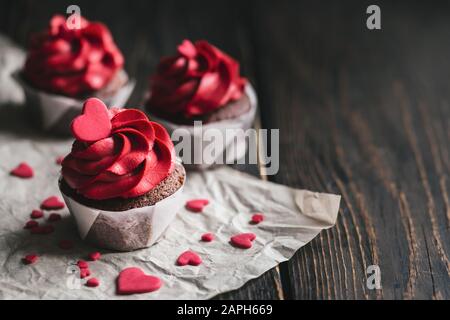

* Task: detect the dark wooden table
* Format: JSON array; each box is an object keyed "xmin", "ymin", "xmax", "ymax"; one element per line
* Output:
[{"xmin": 2, "ymin": 0, "xmax": 450, "ymax": 299}]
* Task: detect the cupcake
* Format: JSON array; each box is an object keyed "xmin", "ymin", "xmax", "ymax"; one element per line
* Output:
[
  {"xmin": 146, "ymin": 40, "xmax": 257, "ymax": 169},
  {"xmin": 59, "ymin": 98, "xmax": 185, "ymax": 251},
  {"xmin": 17, "ymin": 15, "xmax": 135, "ymax": 134}
]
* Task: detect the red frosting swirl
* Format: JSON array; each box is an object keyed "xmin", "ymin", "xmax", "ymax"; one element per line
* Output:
[
  {"xmin": 62, "ymin": 98, "xmax": 175, "ymax": 200},
  {"xmin": 147, "ymin": 40, "xmax": 247, "ymax": 118},
  {"xmin": 24, "ymin": 15, "xmax": 124, "ymax": 97}
]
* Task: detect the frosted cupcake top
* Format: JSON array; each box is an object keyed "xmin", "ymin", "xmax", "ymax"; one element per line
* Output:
[
  {"xmin": 62, "ymin": 98, "xmax": 175, "ymax": 200},
  {"xmin": 24, "ymin": 15, "xmax": 124, "ymax": 97},
  {"xmin": 147, "ymin": 39, "xmax": 247, "ymax": 118}
]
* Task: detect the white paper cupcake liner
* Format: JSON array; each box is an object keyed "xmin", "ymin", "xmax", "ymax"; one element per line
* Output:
[
  {"xmin": 145, "ymin": 83, "xmax": 258, "ymax": 170},
  {"xmin": 14, "ymin": 70, "xmax": 135, "ymax": 135},
  {"xmin": 59, "ymin": 165, "xmax": 186, "ymax": 252}
]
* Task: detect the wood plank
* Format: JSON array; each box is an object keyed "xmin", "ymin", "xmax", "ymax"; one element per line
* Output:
[{"xmin": 251, "ymin": 0, "xmax": 450, "ymax": 299}]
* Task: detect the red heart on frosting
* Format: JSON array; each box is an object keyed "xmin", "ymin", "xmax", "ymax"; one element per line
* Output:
[
  {"xmin": 71, "ymin": 98, "xmax": 112, "ymax": 142},
  {"xmin": 230, "ymin": 233, "xmax": 256, "ymax": 249},
  {"xmin": 41, "ymin": 196, "xmax": 65, "ymax": 210},
  {"xmin": 185, "ymin": 199, "xmax": 209, "ymax": 213},
  {"xmin": 10, "ymin": 162, "xmax": 34, "ymax": 178},
  {"xmin": 177, "ymin": 250, "xmax": 202, "ymax": 266},
  {"xmin": 117, "ymin": 267, "xmax": 162, "ymax": 295}
]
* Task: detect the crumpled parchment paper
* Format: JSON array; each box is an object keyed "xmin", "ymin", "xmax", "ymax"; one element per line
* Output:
[{"xmin": 0, "ymin": 34, "xmax": 341, "ymax": 300}]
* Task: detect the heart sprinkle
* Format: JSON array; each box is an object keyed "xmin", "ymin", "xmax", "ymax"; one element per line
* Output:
[
  {"xmin": 230, "ymin": 233, "xmax": 256, "ymax": 249},
  {"xmin": 88, "ymin": 252, "xmax": 101, "ymax": 261},
  {"xmin": 80, "ymin": 268, "xmax": 91, "ymax": 279},
  {"xmin": 77, "ymin": 260, "xmax": 89, "ymax": 269},
  {"xmin": 24, "ymin": 220, "xmax": 39, "ymax": 229},
  {"xmin": 10, "ymin": 162, "xmax": 34, "ymax": 179},
  {"xmin": 41, "ymin": 196, "xmax": 65, "ymax": 210},
  {"xmin": 58, "ymin": 240, "xmax": 73, "ymax": 250},
  {"xmin": 185, "ymin": 199, "xmax": 209, "ymax": 213},
  {"xmin": 201, "ymin": 233, "xmax": 214, "ymax": 242},
  {"xmin": 250, "ymin": 213, "xmax": 264, "ymax": 224},
  {"xmin": 71, "ymin": 98, "xmax": 112, "ymax": 142},
  {"xmin": 117, "ymin": 267, "xmax": 162, "ymax": 295},
  {"xmin": 86, "ymin": 278, "xmax": 100, "ymax": 288},
  {"xmin": 30, "ymin": 210, "xmax": 44, "ymax": 219},
  {"xmin": 48, "ymin": 213, "xmax": 62, "ymax": 222},
  {"xmin": 22, "ymin": 254, "xmax": 38, "ymax": 265},
  {"xmin": 56, "ymin": 156, "xmax": 65, "ymax": 165},
  {"xmin": 177, "ymin": 250, "xmax": 202, "ymax": 266}
]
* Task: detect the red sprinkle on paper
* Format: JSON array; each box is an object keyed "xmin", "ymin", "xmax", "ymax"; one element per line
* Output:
[
  {"xmin": 41, "ymin": 196, "xmax": 65, "ymax": 210},
  {"xmin": 177, "ymin": 250, "xmax": 202, "ymax": 266},
  {"xmin": 30, "ymin": 225, "xmax": 54, "ymax": 234},
  {"xmin": 80, "ymin": 268, "xmax": 91, "ymax": 279},
  {"xmin": 86, "ymin": 278, "xmax": 100, "ymax": 287},
  {"xmin": 48, "ymin": 213, "xmax": 62, "ymax": 222},
  {"xmin": 77, "ymin": 260, "xmax": 89, "ymax": 269},
  {"xmin": 58, "ymin": 239, "xmax": 73, "ymax": 250},
  {"xmin": 185, "ymin": 199, "xmax": 209, "ymax": 213},
  {"xmin": 88, "ymin": 252, "xmax": 101, "ymax": 261},
  {"xmin": 230, "ymin": 233, "xmax": 256, "ymax": 249},
  {"xmin": 251, "ymin": 213, "xmax": 264, "ymax": 224},
  {"xmin": 10, "ymin": 162, "xmax": 34, "ymax": 179},
  {"xmin": 30, "ymin": 210, "xmax": 44, "ymax": 219},
  {"xmin": 117, "ymin": 267, "xmax": 162, "ymax": 295},
  {"xmin": 56, "ymin": 156, "xmax": 65, "ymax": 165},
  {"xmin": 24, "ymin": 220, "xmax": 39, "ymax": 229},
  {"xmin": 201, "ymin": 233, "xmax": 214, "ymax": 242},
  {"xmin": 22, "ymin": 254, "xmax": 38, "ymax": 265}
]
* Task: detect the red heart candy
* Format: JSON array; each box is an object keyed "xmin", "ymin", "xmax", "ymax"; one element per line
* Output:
[
  {"xmin": 30, "ymin": 210, "xmax": 44, "ymax": 219},
  {"xmin": 30, "ymin": 225, "xmax": 54, "ymax": 234},
  {"xmin": 71, "ymin": 98, "xmax": 112, "ymax": 142},
  {"xmin": 201, "ymin": 233, "xmax": 214, "ymax": 242},
  {"xmin": 117, "ymin": 267, "xmax": 162, "ymax": 295},
  {"xmin": 24, "ymin": 220, "xmax": 39, "ymax": 229},
  {"xmin": 48, "ymin": 213, "xmax": 62, "ymax": 222},
  {"xmin": 77, "ymin": 260, "xmax": 89, "ymax": 269},
  {"xmin": 177, "ymin": 250, "xmax": 202, "ymax": 266},
  {"xmin": 80, "ymin": 268, "xmax": 91, "ymax": 279},
  {"xmin": 86, "ymin": 278, "xmax": 100, "ymax": 288},
  {"xmin": 41, "ymin": 196, "xmax": 65, "ymax": 210},
  {"xmin": 56, "ymin": 156, "xmax": 65, "ymax": 165},
  {"xmin": 251, "ymin": 213, "xmax": 264, "ymax": 224},
  {"xmin": 230, "ymin": 233, "xmax": 256, "ymax": 249},
  {"xmin": 88, "ymin": 252, "xmax": 101, "ymax": 261},
  {"xmin": 10, "ymin": 162, "xmax": 34, "ymax": 178},
  {"xmin": 22, "ymin": 254, "xmax": 38, "ymax": 265},
  {"xmin": 185, "ymin": 199, "xmax": 209, "ymax": 213},
  {"xmin": 59, "ymin": 239, "xmax": 73, "ymax": 250}
]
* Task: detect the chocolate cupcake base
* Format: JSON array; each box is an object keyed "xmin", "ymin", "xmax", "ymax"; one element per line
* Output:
[{"xmin": 60, "ymin": 163, "xmax": 186, "ymax": 251}]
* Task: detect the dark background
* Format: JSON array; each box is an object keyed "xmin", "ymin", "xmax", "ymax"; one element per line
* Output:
[{"xmin": 1, "ymin": 0, "xmax": 450, "ymax": 299}]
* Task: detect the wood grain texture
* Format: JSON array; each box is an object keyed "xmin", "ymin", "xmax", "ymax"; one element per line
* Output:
[{"xmin": 1, "ymin": 0, "xmax": 450, "ymax": 300}]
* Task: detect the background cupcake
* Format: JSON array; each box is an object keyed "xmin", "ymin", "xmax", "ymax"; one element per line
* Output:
[
  {"xmin": 60, "ymin": 98, "xmax": 185, "ymax": 251},
  {"xmin": 17, "ymin": 15, "xmax": 135, "ymax": 134},
  {"xmin": 146, "ymin": 40, "xmax": 257, "ymax": 169}
]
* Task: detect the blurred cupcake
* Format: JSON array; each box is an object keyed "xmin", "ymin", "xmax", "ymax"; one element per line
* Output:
[
  {"xmin": 17, "ymin": 15, "xmax": 134, "ymax": 134},
  {"xmin": 59, "ymin": 98, "xmax": 185, "ymax": 251},
  {"xmin": 146, "ymin": 40, "xmax": 257, "ymax": 169}
]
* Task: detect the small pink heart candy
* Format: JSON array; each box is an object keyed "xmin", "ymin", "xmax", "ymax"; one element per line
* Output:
[
  {"xmin": 177, "ymin": 250, "xmax": 202, "ymax": 266},
  {"xmin": 230, "ymin": 233, "xmax": 256, "ymax": 249}
]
